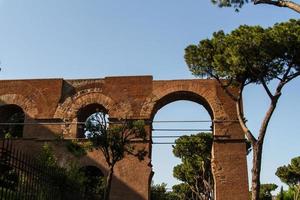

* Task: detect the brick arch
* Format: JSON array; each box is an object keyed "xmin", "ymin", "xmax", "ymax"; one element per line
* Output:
[
  {"xmin": 150, "ymin": 90, "xmax": 213, "ymax": 120},
  {"xmin": 0, "ymin": 94, "xmax": 38, "ymax": 118},
  {"xmin": 55, "ymin": 90, "xmax": 134, "ymax": 119},
  {"xmin": 69, "ymin": 93, "xmax": 115, "ymax": 119},
  {"xmin": 54, "ymin": 90, "xmax": 116, "ymax": 137},
  {"xmin": 140, "ymin": 82, "xmax": 228, "ymax": 121},
  {"xmin": 54, "ymin": 89, "xmax": 134, "ymax": 137},
  {"xmin": 55, "ymin": 90, "xmax": 115, "ymax": 119},
  {"xmin": 0, "ymin": 81, "xmax": 49, "ymax": 116}
]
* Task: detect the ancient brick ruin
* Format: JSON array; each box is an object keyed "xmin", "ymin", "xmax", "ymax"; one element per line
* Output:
[{"xmin": 0, "ymin": 76, "xmax": 249, "ymax": 199}]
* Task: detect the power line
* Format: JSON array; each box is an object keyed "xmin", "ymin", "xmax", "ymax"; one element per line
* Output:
[
  {"xmin": 152, "ymin": 142, "xmax": 176, "ymax": 145},
  {"xmin": 151, "ymin": 120, "xmax": 239, "ymax": 123},
  {"xmin": 0, "ymin": 123, "xmax": 212, "ymax": 132},
  {"xmin": 152, "ymin": 135, "xmax": 182, "ymax": 138},
  {"xmin": 152, "ymin": 120, "xmax": 212, "ymax": 123},
  {"xmin": 0, "ymin": 122, "xmax": 66, "ymax": 125},
  {"xmin": 152, "ymin": 128, "xmax": 211, "ymax": 132},
  {"xmin": 0, "ymin": 119, "xmax": 238, "ymax": 125}
]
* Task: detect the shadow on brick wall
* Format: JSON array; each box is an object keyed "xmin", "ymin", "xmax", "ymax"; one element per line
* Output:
[{"xmin": 0, "ymin": 119, "xmax": 149, "ymax": 200}]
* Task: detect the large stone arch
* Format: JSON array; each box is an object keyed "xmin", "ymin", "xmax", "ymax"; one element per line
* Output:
[
  {"xmin": 141, "ymin": 80, "xmax": 228, "ymax": 121},
  {"xmin": 141, "ymin": 80, "xmax": 248, "ymax": 200},
  {"xmin": 149, "ymin": 90, "xmax": 214, "ymax": 120}
]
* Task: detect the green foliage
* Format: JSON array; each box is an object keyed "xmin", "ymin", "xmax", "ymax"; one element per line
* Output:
[
  {"xmin": 209, "ymin": 0, "xmax": 292, "ymax": 12},
  {"xmin": 37, "ymin": 143, "xmax": 102, "ymax": 199},
  {"xmin": 64, "ymin": 161, "xmax": 87, "ymax": 189},
  {"xmin": 7, "ymin": 112, "xmax": 24, "ymax": 138},
  {"xmin": 38, "ymin": 143, "xmax": 86, "ymax": 192},
  {"xmin": 37, "ymin": 143, "xmax": 58, "ymax": 167},
  {"xmin": 172, "ymin": 133, "xmax": 214, "ymax": 199},
  {"xmin": 259, "ymin": 183, "xmax": 278, "ymax": 200},
  {"xmin": 278, "ymin": 186, "xmax": 285, "ymax": 200},
  {"xmin": 83, "ymin": 175, "xmax": 106, "ymax": 200},
  {"xmin": 0, "ymin": 188, "xmax": 22, "ymax": 200},
  {"xmin": 4, "ymin": 132, "xmax": 12, "ymax": 139},
  {"xmin": 173, "ymin": 133, "xmax": 212, "ymax": 160},
  {"xmin": 1, "ymin": 142, "xmax": 106, "ymax": 199},
  {"xmin": 211, "ymin": 0, "xmax": 248, "ymax": 10},
  {"xmin": 0, "ymin": 168, "xmax": 19, "ymax": 191},
  {"xmin": 85, "ymin": 112, "xmax": 147, "ymax": 200},
  {"xmin": 246, "ymin": 139, "xmax": 252, "ymax": 155},
  {"xmin": 284, "ymin": 188, "xmax": 296, "ymax": 200},
  {"xmin": 276, "ymin": 156, "xmax": 300, "ymax": 200},
  {"xmin": 276, "ymin": 157, "xmax": 300, "ymax": 187},
  {"xmin": 86, "ymin": 112, "xmax": 147, "ymax": 165},
  {"xmin": 150, "ymin": 182, "xmax": 179, "ymax": 200},
  {"xmin": 151, "ymin": 182, "xmax": 169, "ymax": 200},
  {"xmin": 0, "ymin": 142, "xmax": 89, "ymax": 199},
  {"xmin": 276, "ymin": 187, "xmax": 297, "ymax": 200},
  {"xmin": 0, "ymin": 111, "xmax": 25, "ymax": 138},
  {"xmin": 66, "ymin": 140, "xmax": 88, "ymax": 157},
  {"xmin": 172, "ymin": 183, "xmax": 193, "ymax": 200},
  {"xmin": 185, "ymin": 20, "xmax": 300, "ymax": 199},
  {"xmin": 210, "ymin": 0, "xmax": 300, "ymax": 13},
  {"xmin": 185, "ymin": 19, "xmax": 300, "ymax": 87},
  {"xmin": 79, "ymin": 166, "xmax": 106, "ymax": 199}
]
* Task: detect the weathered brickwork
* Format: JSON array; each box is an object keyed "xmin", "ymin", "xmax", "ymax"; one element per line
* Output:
[{"xmin": 0, "ymin": 76, "xmax": 249, "ymax": 200}]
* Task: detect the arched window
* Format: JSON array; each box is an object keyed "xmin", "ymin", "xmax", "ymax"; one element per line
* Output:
[
  {"xmin": 76, "ymin": 103, "xmax": 108, "ymax": 138},
  {"xmin": 0, "ymin": 104, "xmax": 25, "ymax": 138},
  {"xmin": 80, "ymin": 165, "xmax": 105, "ymax": 199}
]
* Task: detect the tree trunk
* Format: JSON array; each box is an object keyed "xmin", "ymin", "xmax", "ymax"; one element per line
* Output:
[
  {"xmin": 251, "ymin": 143, "xmax": 263, "ymax": 200},
  {"xmin": 295, "ymin": 185, "xmax": 300, "ymax": 200},
  {"xmin": 254, "ymin": 0, "xmax": 300, "ymax": 14},
  {"xmin": 104, "ymin": 165, "xmax": 114, "ymax": 200}
]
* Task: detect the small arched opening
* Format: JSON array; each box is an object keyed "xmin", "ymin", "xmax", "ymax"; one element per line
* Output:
[
  {"xmin": 80, "ymin": 165, "xmax": 105, "ymax": 200},
  {"xmin": 76, "ymin": 103, "xmax": 108, "ymax": 138},
  {"xmin": 0, "ymin": 104, "xmax": 25, "ymax": 138},
  {"xmin": 150, "ymin": 91, "xmax": 214, "ymax": 199}
]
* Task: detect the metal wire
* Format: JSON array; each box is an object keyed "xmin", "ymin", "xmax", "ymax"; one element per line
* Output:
[
  {"xmin": 152, "ymin": 142, "xmax": 176, "ymax": 144},
  {"xmin": 152, "ymin": 128, "xmax": 212, "ymax": 132},
  {"xmin": 0, "ymin": 122, "xmax": 67, "ymax": 125},
  {"xmin": 114, "ymin": 119, "xmax": 237, "ymax": 123},
  {"xmin": 152, "ymin": 120, "xmax": 212, "ymax": 123},
  {"xmin": 0, "ymin": 119, "xmax": 238, "ymax": 125},
  {"xmin": 152, "ymin": 136, "xmax": 183, "ymax": 138}
]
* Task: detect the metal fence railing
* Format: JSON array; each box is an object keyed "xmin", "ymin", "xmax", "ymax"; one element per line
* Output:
[{"xmin": 0, "ymin": 139, "xmax": 85, "ymax": 200}]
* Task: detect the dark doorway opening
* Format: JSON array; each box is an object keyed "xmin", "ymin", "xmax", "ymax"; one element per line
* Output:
[{"xmin": 0, "ymin": 104, "xmax": 25, "ymax": 138}]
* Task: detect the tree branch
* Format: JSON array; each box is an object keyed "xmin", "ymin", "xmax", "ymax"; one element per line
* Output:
[
  {"xmin": 276, "ymin": 76, "xmax": 283, "ymax": 81},
  {"xmin": 209, "ymin": 73, "xmax": 239, "ymax": 102},
  {"xmin": 257, "ymin": 78, "xmax": 285, "ymax": 144},
  {"xmin": 257, "ymin": 99, "xmax": 278, "ymax": 145},
  {"xmin": 254, "ymin": 0, "xmax": 300, "ymax": 14},
  {"xmin": 236, "ymin": 96, "xmax": 257, "ymax": 144},
  {"xmin": 102, "ymin": 146, "xmax": 112, "ymax": 166},
  {"xmin": 261, "ymin": 79, "xmax": 274, "ymax": 100},
  {"xmin": 282, "ymin": 64, "xmax": 293, "ymax": 81},
  {"xmin": 286, "ymin": 71, "xmax": 300, "ymax": 83},
  {"xmin": 234, "ymin": 84, "xmax": 258, "ymax": 144}
]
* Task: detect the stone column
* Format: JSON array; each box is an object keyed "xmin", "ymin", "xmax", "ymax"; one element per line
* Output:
[{"xmin": 212, "ymin": 122, "xmax": 249, "ymax": 200}]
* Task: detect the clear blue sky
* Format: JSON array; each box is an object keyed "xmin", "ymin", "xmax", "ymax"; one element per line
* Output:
[{"xmin": 0, "ymin": 0, "xmax": 299, "ymax": 193}]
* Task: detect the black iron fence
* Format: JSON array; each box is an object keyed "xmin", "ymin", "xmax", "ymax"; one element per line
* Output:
[{"xmin": 0, "ymin": 139, "xmax": 85, "ymax": 200}]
